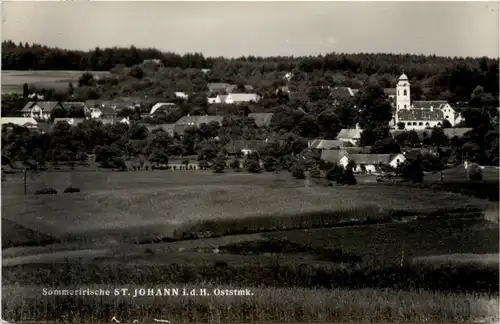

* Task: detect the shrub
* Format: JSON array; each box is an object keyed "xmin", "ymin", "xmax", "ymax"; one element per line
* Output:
[
  {"xmin": 145, "ymin": 165, "xmax": 149, "ymax": 171},
  {"xmin": 230, "ymin": 158, "xmax": 240, "ymax": 171},
  {"xmin": 247, "ymin": 160, "xmax": 261, "ymax": 173},
  {"xmin": 468, "ymin": 163, "xmax": 483, "ymax": 181},
  {"xmin": 35, "ymin": 188, "xmax": 58, "ymax": 195},
  {"xmin": 63, "ymin": 186, "xmax": 81, "ymax": 193},
  {"xmin": 326, "ymin": 164, "xmax": 344, "ymax": 181},
  {"xmin": 291, "ymin": 164, "xmax": 306, "ymax": 179},
  {"xmin": 309, "ymin": 167, "xmax": 321, "ymax": 178}
]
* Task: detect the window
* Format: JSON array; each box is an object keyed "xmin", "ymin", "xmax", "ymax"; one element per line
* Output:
[
  {"xmin": 407, "ymin": 122, "xmax": 412, "ymax": 125},
  {"xmin": 398, "ymin": 90, "xmax": 399, "ymax": 96},
  {"xmin": 403, "ymin": 89, "xmax": 407, "ymax": 96},
  {"xmin": 404, "ymin": 104, "xmax": 407, "ymax": 109},
  {"xmin": 412, "ymin": 122, "xmax": 417, "ymax": 125},
  {"xmin": 396, "ymin": 159, "xmax": 400, "ymax": 163},
  {"xmin": 445, "ymin": 115, "xmax": 449, "ymax": 119},
  {"xmin": 425, "ymin": 122, "xmax": 430, "ymax": 126},
  {"xmin": 418, "ymin": 122, "xmax": 423, "ymax": 126}
]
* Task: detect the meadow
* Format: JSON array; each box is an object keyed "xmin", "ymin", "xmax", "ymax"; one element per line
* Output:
[
  {"xmin": 1, "ymin": 70, "xmax": 110, "ymax": 94},
  {"xmin": 2, "ymin": 169, "xmax": 499, "ymax": 322}
]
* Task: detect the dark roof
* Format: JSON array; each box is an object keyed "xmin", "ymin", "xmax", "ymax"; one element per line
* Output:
[
  {"xmin": 21, "ymin": 101, "xmax": 61, "ymax": 112},
  {"xmin": 248, "ymin": 113, "xmax": 274, "ymax": 127},
  {"xmin": 397, "ymin": 109, "xmax": 444, "ymax": 121},
  {"xmin": 320, "ymin": 149, "xmax": 349, "ymax": 163},
  {"xmin": 336, "ymin": 129, "xmax": 363, "ymax": 140},
  {"xmin": 146, "ymin": 124, "xmax": 175, "ymax": 136},
  {"xmin": 349, "ymin": 154, "xmax": 401, "ymax": 165},
  {"xmin": 344, "ymin": 146, "xmax": 372, "ymax": 154},
  {"xmin": 223, "ymin": 140, "xmax": 266, "ymax": 154},
  {"xmin": 99, "ymin": 106, "xmax": 117, "ymax": 115},
  {"xmin": 207, "ymin": 83, "xmax": 236, "ymax": 94},
  {"xmin": 412, "ymin": 101, "xmax": 448, "ymax": 109}
]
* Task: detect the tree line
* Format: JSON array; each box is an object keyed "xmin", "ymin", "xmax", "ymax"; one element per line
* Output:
[{"xmin": 2, "ymin": 40, "xmax": 498, "ymax": 102}]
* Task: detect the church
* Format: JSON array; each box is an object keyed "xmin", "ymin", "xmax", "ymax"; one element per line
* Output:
[{"xmin": 391, "ymin": 73, "xmax": 462, "ymax": 130}]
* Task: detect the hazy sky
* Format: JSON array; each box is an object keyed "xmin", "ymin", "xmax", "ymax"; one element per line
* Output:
[{"xmin": 2, "ymin": 1, "xmax": 499, "ymax": 58}]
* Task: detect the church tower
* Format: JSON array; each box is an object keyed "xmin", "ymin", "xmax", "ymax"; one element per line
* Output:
[{"xmin": 396, "ymin": 72, "xmax": 411, "ymax": 111}]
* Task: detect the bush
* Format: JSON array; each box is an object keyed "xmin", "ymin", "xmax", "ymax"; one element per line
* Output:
[
  {"xmin": 247, "ymin": 160, "xmax": 261, "ymax": 173},
  {"xmin": 309, "ymin": 167, "xmax": 321, "ymax": 178},
  {"xmin": 230, "ymin": 158, "xmax": 240, "ymax": 171},
  {"xmin": 326, "ymin": 164, "xmax": 344, "ymax": 181},
  {"xmin": 291, "ymin": 164, "xmax": 306, "ymax": 179},
  {"xmin": 145, "ymin": 165, "xmax": 149, "ymax": 171},
  {"xmin": 63, "ymin": 186, "xmax": 81, "ymax": 193},
  {"xmin": 35, "ymin": 188, "xmax": 58, "ymax": 195}
]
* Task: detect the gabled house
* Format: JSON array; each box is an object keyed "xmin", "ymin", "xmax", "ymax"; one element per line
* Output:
[
  {"xmin": 336, "ymin": 128, "xmax": 363, "ymax": 146},
  {"xmin": 150, "ymin": 102, "xmax": 178, "ymax": 115},
  {"xmin": 21, "ymin": 101, "xmax": 64, "ymax": 120},
  {"xmin": 248, "ymin": 113, "xmax": 274, "ymax": 127},
  {"xmin": 339, "ymin": 153, "xmax": 406, "ymax": 174},
  {"xmin": 100, "ymin": 117, "xmax": 131, "ymax": 125},
  {"xmin": 1, "ymin": 117, "xmax": 38, "ymax": 130}
]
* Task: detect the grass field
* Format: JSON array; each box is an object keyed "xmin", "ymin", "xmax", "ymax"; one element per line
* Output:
[
  {"xmin": 2, "ymin": 169, "xmax": 499, "ymax": 322},
  {"xmin": 1, "ymin": 70, "xmax": 110, "ymax": 94}
]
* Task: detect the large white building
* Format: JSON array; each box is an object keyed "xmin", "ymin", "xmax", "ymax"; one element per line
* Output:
[{"xmin": 393, "ymin": 73, "xmax": 462, "ymax": 130}]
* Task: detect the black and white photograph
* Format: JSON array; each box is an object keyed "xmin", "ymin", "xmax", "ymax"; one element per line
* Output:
[{"xmin": 1, "ymin": 1, "xmax": 499, "ymax": 323}]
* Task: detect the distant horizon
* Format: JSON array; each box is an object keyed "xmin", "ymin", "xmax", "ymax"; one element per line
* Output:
[
  {"xmin": 2, "ymin": 2, "xmax": 498, "ymax": 59},
  {"xmin": 3, "ymin": 39, "xmax": 497, "ymax": 60}
]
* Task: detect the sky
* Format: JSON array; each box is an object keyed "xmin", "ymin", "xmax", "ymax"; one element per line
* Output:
[{"xmin": 2, "ymin": 1, "xmax": 499, "ymax": 58}]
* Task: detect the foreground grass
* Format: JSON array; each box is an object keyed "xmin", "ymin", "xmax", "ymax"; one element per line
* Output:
[
  {"xmin": 2, "ymin": 284, "xmax": 499, "ymax": 323},
  {"xmin": 2, "ymin": 171, "xmax": 489, "ymax": 247}
]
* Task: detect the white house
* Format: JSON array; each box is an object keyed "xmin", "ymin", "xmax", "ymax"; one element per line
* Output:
[
  {"xmin": 339, "ymin": 153, "xmax": 406, "ymax": 174},
  {"xmin": 207, "ymin": 97, "xmax": 221, "ymax": 104},
  {"xmin": 89, "ymin": 106, "xmax": 117, "ymax": 119},
  {"xmin": 336, "ymin": 128, "xmax": 363, "ymax": 146},
  {"xmin": 1, "ymin": 117, "xmax": 38, "ymax": 129},
  {"xmin": 393, "ymin": 73, "xmax": 462, "ymax": 130},
  {"xmin": 222, "ymin": 93, "xmax": 260, "ymax": 104},
  {"xmin": 21, "ymin": 101, "xmax": 63, "ymax": 120}
]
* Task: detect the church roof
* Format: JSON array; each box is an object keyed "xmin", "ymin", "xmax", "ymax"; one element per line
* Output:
[
  {"xmin": 397, "ymin": 108, "xmax": 444, "ymax": 121},
  {"xmin": 412, "ymin": 101, "xmax": 448, "ymax": 109},
  {"xmin": 399, "ymin": 73, "xmax": 408, "ymax": 81}
]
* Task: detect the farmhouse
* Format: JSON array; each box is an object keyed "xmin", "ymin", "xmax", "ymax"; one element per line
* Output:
[
  {"xmin": 208, "ymin": 93, "xmax": 260, "ymax": 105},
  {"xmin": 1, "ymin": 117, "xmax": 38, "ymax": 130},
  {"xmin": 336, "ymin": 128, "xmax": 363, "ymax": 146},
  {"xmin": 150, "ymin": 102, "xmax": 178, "ymax": 115},
  {"xmin": 21, "ymin": 101, "xmax": 64, "ymax": 120},
  {"xmin": 339, "ymin": 153, "xmax": 406, "ymax": 173},
  {"xmin": 248, "ymin": 113, "xmax": 274, "ymax": 127},
  {"xmin": 393, "ymin": 73, "xmax": 462, "ymax": 130}
]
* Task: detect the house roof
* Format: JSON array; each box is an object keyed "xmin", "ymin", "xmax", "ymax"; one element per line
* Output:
[
  {"xmin": 175, "ymin": 115, "xmax": 224, "ymax": 127},
  {"xmin": 150, "ymin": 102, "xmax": 177, "ymax": 115},
  {"xmin": 1, "ymin": 117, "xmax": 38, "ymax": 127},
  {"xmin": 344, "ymin": 146, "xmax": 372, "ymax": 154},
  {"xmin": 330, "ymin": 87, "xmax": 354, "ymax": 98},
  {"xmin": 336, "ymin": 129, "xmax": 363, "ymax": 140},
  {"xmin": 309, "ymin": 139, "xmax": 348, "ymax": 150},
  {"xmin": 349, "ymin": 154, "xmax": 402, "ymax": 165},
  {"xmin": 97, "ymin": 106, "xmax": 117, "ymax": 115},
  {"xmin": 218, "ymin": 95, "xmax": 228, "ymax": 103},
  {"xmin": 443, "ymin": 127, "xmax": 473, "ymax": 138},
  {"xmin": 223, "ymin": 140, "xmax": 266, "ymax": 154},
  {"xmin": 146, "ymin": 123, "xmax": 176, "ymax": 136},
  {"xmin": 248, "ymin": 113, "xmax": 274, "ymax": 127},
  {"xmin": 320, "ymin": 149, "xmax": 349, "ymax": 163},
  {"xmin": 229, "ymin": 93, "xmax": 259, "ymax": 102},
  {"xmin": 397, "ymin": 108, "xmax": 444, "ymax": 121},
  {"xmin": 21, "ymin": 101, "xmax": 60, "ymax": 113},
  {"xmin": 207, "ymin": 83, "xmax": 236, "ymax": 93},
  {"xmin": 412, "ymin": 101, "xmax": 448, "ymax": 109}
]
